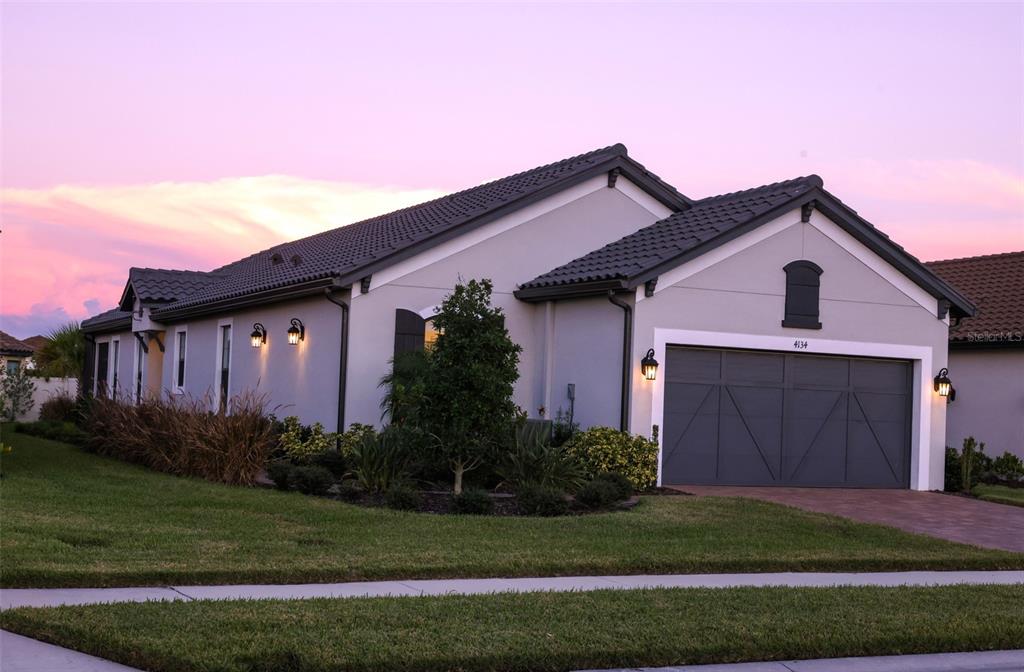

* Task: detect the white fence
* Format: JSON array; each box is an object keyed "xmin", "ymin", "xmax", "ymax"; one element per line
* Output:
[{"xmin": 15, "ymin": 377, "xmax": 79, "ymax": 422}]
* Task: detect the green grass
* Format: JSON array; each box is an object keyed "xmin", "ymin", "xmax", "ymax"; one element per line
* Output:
[
  {"xmin": 974, "ymin": 483, "xmax": 1024, "ymax": 508},
  {"xmin": 3, "ymin": 585, "xmax": 1023, "ymax": 671},
  {"xmin": 1, "ymin": 429, "xmax": 1021, "ymax": 588}
]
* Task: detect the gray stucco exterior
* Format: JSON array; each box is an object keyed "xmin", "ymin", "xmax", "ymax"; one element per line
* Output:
[{"xmin": 945, "ymin": 349, "xmax": 1024, "ymax": 459}]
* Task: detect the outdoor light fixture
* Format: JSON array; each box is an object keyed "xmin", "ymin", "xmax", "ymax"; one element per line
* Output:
[
  {"xmin": 934, "ymin": 367, "xmax": 956, "ymax": 402},
  {"xmin": 641, "ymin": 348, "xmax": 659, "ymax": 381},
  {"xmin": 250, "ymin": 323, "xmax": 267, "ymax": 348},
  {"xmin": 287, "ymin": 318, "xmax": 305, "ymax": 345}
]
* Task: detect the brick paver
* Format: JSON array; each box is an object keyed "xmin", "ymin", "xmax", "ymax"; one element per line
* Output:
[{"xmin": 675, "ymin": 486, "xmax": 1024, "ymax": 553}]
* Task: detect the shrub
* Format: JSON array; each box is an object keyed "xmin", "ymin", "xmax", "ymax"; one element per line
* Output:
[
  {"xmin": 349, "ymin": 426, "xmax": 410, "ymax": 495},
  {"xmin": 310, "ymin": 450, "xmax": 348, "ymax": 478},
  {"xmin": 338, "ymin": 423, "xmax": 376, "ymax": 458},
  {"xmin": 960, "ymin": 436, "xmax": 986, "ymax": 493},
  {"xmin": 384, "ymin": 485, "xmax": 422, "ymax": 511},
  {"xmin": 565, "ymin": 427, "xmax": 659, "ymax": 490},
  {"xmin": 0, "ymin": 366, "xmax": 36, "ymax": 421},
  {"xmin": 422, "ymin": 278, "xmax": 523, "ymax": 493},
  {"xmin": 82, "ymin": 391, "xmax": 274, "ymax": 485},
  {"xmin": 945, "ymin": 446, "xmax": 961, "ymax": 492},
  {"xmin": 288, "ymin": 465, "xmax": 335, "ymax": 496},
  {"xmin": 594, "ymin": 471, "xmax": 634, "ymax": 500},
  {"xmin": 575, "ymin": 478, "xmax": 622, "ymax": 509},
  {"xmin": 265, "ymin": 460, "xmax": 294, "ymax": 490},
  {"xmin": 38, "ymin": 393, "xmax": 77, "ymax": 423},
  {"xmin": 498, "ymin": 425, "xmax": 586, "ymax": 492},
  {"xmin": 452, "ymin": 487, "xmax": 495, "ymax": 515},
  {"xmin": 337, "ymin": 479, "xmax": 364, "ymax": 502},
  {"xmin": 13, "ymin": 420, "xmax": 88, "ymax": 446},
  {"xmin": 378, "ymin": 351, "xmax": 430, "ymax": 426},
  {"xmin": 551, "ymin": 408, "xmax": 578, "ymax": 447},
  {"xmin": 516, "ymin": 483, "xmax": 568, "ymax": 517},
  {"xmin": 278, "ymin": 416, "xmax": 337, "ymax": 461},
  {"xmin": 992, "ymin": 452, "xmax": 1024, "ymax": 483}
]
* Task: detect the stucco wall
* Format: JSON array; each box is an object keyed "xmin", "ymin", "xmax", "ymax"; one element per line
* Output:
[
  {"xmin": 345, "ymin": 181, "xmax": 665, "ymax": 427},
  {"xmin": 945, "ymin": 349, "xmax": 1024, "ymax": 459},
  {"xmin": 619, "ymin": 209, "xmax": 951, "ymax": 490}
]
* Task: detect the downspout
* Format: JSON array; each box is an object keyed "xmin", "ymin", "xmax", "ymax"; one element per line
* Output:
[
  {"xmin": 323, "ymin": 287, "xmax": 350, "ymax": 435},
  {"xmin": 606, "ymin": 290, "xmax": 632, "ymax": 432}
]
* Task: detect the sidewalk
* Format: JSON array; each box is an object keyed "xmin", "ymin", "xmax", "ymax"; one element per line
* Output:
[
  {"xmin": 3, "ymin": 570, "xmax": 1023, "ymax": 610},
  {"xmin": 1, "ymin": 630, "xmax": 140, "ymax": 672}
]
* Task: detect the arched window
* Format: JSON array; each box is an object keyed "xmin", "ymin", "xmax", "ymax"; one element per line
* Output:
[{"xmin": 782, "ymin": 260, "xmax": 823, "ymax": 329}]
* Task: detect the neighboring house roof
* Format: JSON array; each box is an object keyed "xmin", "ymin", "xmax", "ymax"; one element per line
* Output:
[
  {"xmin": 515, "ymin": 175, "xmax": 975, "ymax": 319},
  {"xmin": 142, "ymin": 144, "xmax": 690, "ymax": 321},
  {"xmin": 926, "ymin": 251, "xmax": 1024, "ymax": 347},
  {"xmin": 22, "ymin": 335, "xmax": 50, "ymax": 352},
  {"xmin": 0, "ymin": 330, "xmax": 34, "ymax": 357},
  {"xmin": 81, "ymin": 308, "xmax": 133, "ymax": 334},
  {"xmin": 119, "ymin": 268, "xmax": 230, "ymax": 310}
]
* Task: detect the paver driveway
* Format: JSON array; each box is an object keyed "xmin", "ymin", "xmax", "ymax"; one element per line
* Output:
[{"xmin": 676, "ymin": 486, "xmax": 1024, "ymax": 553}]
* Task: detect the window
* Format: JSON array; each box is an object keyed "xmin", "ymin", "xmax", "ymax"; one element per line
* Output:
[
  {"xmin": 5, "ymin": 359, "xmax": 20, "ymax": 375},
  {"xmin": 175, "ymin": 330, "xmax": 187, "ymax": 391},
  {"xmin": 782, "ymin": 260, "xmax": 823, "ymax": 329},
  {"xmin": 423, "ymin": 318, "xmax": 442, "ymax": 349},
  {"xmin": 95, "ymin": 341, "xmax": 110, "ymax": 397},
  {"xmin": 135, "ymin": 337, "xmax": 145, "ymax": 403},
  {"xmin": 394, "ymin": 309, "xmax": 426, "ymax": 355},
  {"xmin": 218, "ymin": 324, "xmax": 231, "ymax": 412},
  {"xmin": 111, "ymin": 339, "xmax": 120, "ymax": 397}
]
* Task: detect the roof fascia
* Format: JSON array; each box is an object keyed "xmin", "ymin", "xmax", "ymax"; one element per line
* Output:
[
  {"xmin": 513, "ymin": 278, "xmax": 629, "ymax": 302},
  {"xmin": 151, "ymin": 276, "xmax": 338, "ymax": 322}
]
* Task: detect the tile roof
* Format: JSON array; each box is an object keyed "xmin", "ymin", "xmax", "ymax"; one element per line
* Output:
[
  {"xmin": 125, "ymin": 268, "xmax": 229, "ymax": 306},
  {"xmin": 926, "ymin": 251, "xmax": 1024, "ymax": 344},
  {"xmin": 22, "ymin": 335, "xmax": 50, "ymax": 352},
  {"xmin": 518, "ymin": 176, "xmax": 822, "ymax": 291},
  {"xmin": 0, "ymin": 330, "xmax": 35, "ymax": 356},
  {"xmin": 81, "ymin": 307, "xmax": 132, "ymax": 333},
  {"xmin": 144, "ymin": 143, "xmax": 686, "ymax": 319}
]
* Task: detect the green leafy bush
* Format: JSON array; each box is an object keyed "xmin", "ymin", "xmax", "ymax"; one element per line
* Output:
[
  {"xmin": 960, "ymin": 436, "xmax": 986, "ymax": 493},
  {"xmin": 565, "ymin": 427, "xmax": 658, "ymax": 490},
  {"xmin": 516, "ymin": 484, "xmax": 568, "ymax": 517},
  {"xmin": 265, "ymin": 460, "xmax": 294, "ymax": 491},
  {"xmin": 338, "ymin": 423, "xmax": 376, "ymax": 458},
  {"xmin": 13, "ymin": 420, "xmax": 88, "ymax": 446},
  {"xmin": 594, "ymin": 471, "xmax": 633, "ymax": 500},
  {"xmin": 575, "ymin": 479, "xmax": 622, "ymax": 510},
  {"xmin": 452, "ymin": 488, "xmax": 494, "ymax": 515},
  {"xmin": 38, "ymin": 393, "xmax": 78, "ymax": 423},
  {"xmin": 349, "ymin": 426, "xmax": 410, "ymax": 494},
  {"xmin": 0, "ymin": 366, "xmax": 36, "ymax": 421},
  {"xmin": 384, "ymin": 485, "xmax": 422, "ymax": 511},
  {"xmin": 310, "ymin": 450, "xmax": 348, "ymax": 478},
  {"xmin": 992, "ymin": 452, "xmax": 1024, "ymax": 483},
  {"xmin": 945, "ymin": 446, "xmax": 961, "ymax": 492},
  {"xmin": 278, "ymin": 416, "xmax": 337, "ymax": 461},
  {"xmin": 498, "ymin": 425, "xmax": 586, "ymax": 492},
  {"xmin": 287, "ymin": 465, "xmax": 335, "ymax": 496}
]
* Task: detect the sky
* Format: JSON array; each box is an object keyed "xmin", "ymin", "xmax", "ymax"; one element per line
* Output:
[{"xmin": 1, "ymin": 2, "xmax": 1022, "ymax": 339}]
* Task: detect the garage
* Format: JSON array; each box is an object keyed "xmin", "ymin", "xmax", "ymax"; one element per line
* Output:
[{"xmin": 661, "ymin": 346, "xmax": 912, "ymax": 488}]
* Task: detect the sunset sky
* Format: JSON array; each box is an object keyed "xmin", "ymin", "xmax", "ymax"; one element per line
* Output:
[{"xmin": 2, "ymin": 2, "xmax": 1022, "ymax": 339}]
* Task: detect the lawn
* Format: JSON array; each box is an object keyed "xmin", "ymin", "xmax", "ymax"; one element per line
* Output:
[
  {"xmin": 1, "ymin": 429, "xmax": 1021, "ymax": 589},
  {"xmin": 973, "ymin": 483, "xmax": 1024, "ymax": 508},
  {"xmin": 3, "ymin": 585, "xmax": 1023, "ymax": 671}
]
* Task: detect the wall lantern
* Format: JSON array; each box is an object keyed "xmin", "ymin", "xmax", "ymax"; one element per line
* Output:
[
  {"xmin": 287, "ymin": 318, "xmax": 305, "ymax": 345},
  {"xmin": 641, "ymin": 348, "xmax": 659, "ymax": 381},
  {"xmin": 933, "ymin": 367, "xmax": 956, "ymax": 402},
  {"xmin": 250, "ymin": 323, "xmax": 267, "ymax": 348}
]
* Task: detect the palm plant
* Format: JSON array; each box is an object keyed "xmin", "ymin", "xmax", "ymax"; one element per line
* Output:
[{"xmin": 35, "ymin": 321, "xmax": 85, "ymax": 378}]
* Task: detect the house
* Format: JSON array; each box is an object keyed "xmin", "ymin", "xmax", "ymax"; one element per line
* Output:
[
  {"xmin": 926, "ymin": 251, "xmax": 1024, "ymax": 459},
  {"xmin": 81, "ymin": 144, "xmax": 974, "ymax": 490},
  {"xmin": 0, "ymin": 331, "xmax": 35, "ymax": 374}
]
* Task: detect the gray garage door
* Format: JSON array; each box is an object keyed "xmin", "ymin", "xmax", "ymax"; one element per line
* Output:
[{"xmin": 661, "ymin": 347, "xmax": 912, "ymax": 488}]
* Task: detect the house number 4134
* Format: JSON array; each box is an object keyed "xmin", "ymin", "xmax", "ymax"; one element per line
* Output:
[{"xmin": 793, "ymin": 340, "xmax": 809, "ymax": 350}]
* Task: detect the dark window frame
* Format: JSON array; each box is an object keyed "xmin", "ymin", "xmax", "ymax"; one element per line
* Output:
[
  {"xmin": 219, "ymin": 324, "xmax": 231, "ymax": 412},
  {"xmin": 782, "ymin": 260, "xmax": 823, "ymax": 330},
  {"xmin": 175, "ymin": 330, "xmax": 187, "ymax": 390}
]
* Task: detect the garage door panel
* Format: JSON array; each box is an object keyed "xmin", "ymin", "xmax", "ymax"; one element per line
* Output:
[{"xmin": 663, "ymin": 346, "xmax": 911, "ymax": 488}]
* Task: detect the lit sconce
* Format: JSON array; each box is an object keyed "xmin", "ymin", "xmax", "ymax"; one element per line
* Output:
[
  {"xmin": 641, "ymin": 348, "xmax": 659, "ymax": 381},
  {"xmin": 933, "ymin": 367, "xmax": 956, "ymax": 402},
  {"xmin": 287, "ymin": 318, "xmax": 305, "ymax": 345},
  {"xmin": 250, "ymin": 323, "xmax": 267, "ymax": 348}
]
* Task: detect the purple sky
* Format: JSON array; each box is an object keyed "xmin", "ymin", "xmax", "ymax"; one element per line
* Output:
[{"xmin": 2, "ymin": 2, "xmax": 1022, "ymax": 338}]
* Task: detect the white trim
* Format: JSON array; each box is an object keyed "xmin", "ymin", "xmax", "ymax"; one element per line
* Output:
[
  {"xmin": 172, "ymin": 326, "xmax": 188, "ymax": 394},
  {"xmin": 213, "ymin": 318, "xmax": 233, "ymax": 412},
  {"xmin": 615, "ymin": 178, "xmax": 674, "ymax": 219},
  {"xmin": 370, "ymin": 175, "xmax": 608, "ymax": 290},
  {"xmin": 92, "ymin": 336, "xmax": 110, "ymax": 397},
  {"xmin": 647, "ymin": 327, "xmax": 935, "ymax": 491},
  {"xmin": 806, "ymin": 211, "xmax": 936, "ymax": 315},
  {"xmin": 642, "ymin": 210, "xmax": 802, "ymax": 300},
  {"xmin": 416, "ymin": 305, "xmax": 439, "ymax": 320}
]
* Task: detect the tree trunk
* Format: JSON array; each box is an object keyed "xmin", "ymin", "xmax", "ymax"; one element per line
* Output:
[{"xmin": 453, "ymin": 462, "xmax": 464, "ymax": 495}]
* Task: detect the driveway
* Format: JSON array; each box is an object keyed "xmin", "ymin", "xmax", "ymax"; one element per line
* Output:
[{"xmin": 676, "ymin": 486, "xmax": 1024, "ymax": 553}]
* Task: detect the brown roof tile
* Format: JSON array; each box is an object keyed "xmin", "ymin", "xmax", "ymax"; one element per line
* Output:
[{"xmin": 926, "ymin": 251, "xmax": 1024, "ymax": 344}]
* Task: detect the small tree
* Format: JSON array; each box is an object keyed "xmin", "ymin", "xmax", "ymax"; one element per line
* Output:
[
  {"xmin": 423, "ymin": 279, "xmax": 522, "ymax": 493},
  {"xmin": 35, "ymin": 322, "xmax": 85, "ymax": 379},
  {"xmin": 0, "ymin": 366, "xmax": 37, "ymax": 421}
]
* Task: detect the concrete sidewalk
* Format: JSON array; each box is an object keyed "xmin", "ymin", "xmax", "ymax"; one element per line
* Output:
[
  {"xmin": 3, "ymin": 570, "xmax": 1023, "ymax": 610},
  {"xmin": 581, "ymin": 649, "xmax": 1024, "ymax": 671},
  {"xmin": 1, "ymin": 630, "xmax": 141, "ymax": 672}
]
